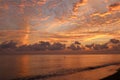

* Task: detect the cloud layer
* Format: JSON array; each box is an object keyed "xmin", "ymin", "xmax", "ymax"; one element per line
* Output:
[{"xmin": 0, "ymin": 0, "xmax": 120, "ymax": 45}]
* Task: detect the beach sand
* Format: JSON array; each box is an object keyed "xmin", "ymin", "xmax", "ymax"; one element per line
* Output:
[
  {"xmin": 46, "ymin": 65, "xmax": 120, "ymax": 80},
  {"xmin": 101, "ymin": 68, "xmax": 120, "ymax": 80}
]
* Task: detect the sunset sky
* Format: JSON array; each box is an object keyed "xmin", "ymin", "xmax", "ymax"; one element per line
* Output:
[{"xmin": 0, "ymin": 0, "xmax": 120, "ymax": 45}]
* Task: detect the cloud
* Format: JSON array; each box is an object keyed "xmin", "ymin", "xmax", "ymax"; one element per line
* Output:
[
  {"xmin": 90, "ymin": 1, "xmax": 120, "ymax": 17},
  {"xmin": 109, "ymin": 2, "xmax": 120, "ymax": 11},
  {"xmin": 85, "ymin": 38, "xmax": 120, "ymax": 50},
  {"xmin": 0, "ymin": 0, "xmax": 120, "ymax": 45},
  {"xmin": 73, "ymin": 0, "xmax": 87, "ymax": 13},
  {"xmin": 85, "ymin": 43, "xmax": 108, "ymax": 50},
  {"xmin": 0, "ymin": 40, "xmax": 17, "ymax": 49},
  {"xmin": 0, "ymin": 30, "xmax": 31, "ymax": 45},
  {"xmin": 48, "ymin": 42, "xmax": 66, "ymax": 50},
  {"xmin": 109, "ymin": 39, "xmax": 120, "ymax": 44}
]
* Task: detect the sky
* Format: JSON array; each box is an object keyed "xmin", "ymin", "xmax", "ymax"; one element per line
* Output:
[{"xmin": 0, "ymin": 0, "xmax": 120, "ymax": 45}]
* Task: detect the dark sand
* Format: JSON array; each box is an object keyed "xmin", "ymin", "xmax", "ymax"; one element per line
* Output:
[{"xmin": 101, "ymin": 68, "xmax": 120, "ymax": 80}]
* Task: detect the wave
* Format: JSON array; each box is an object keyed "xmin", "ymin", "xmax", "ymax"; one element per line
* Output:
[{"xmin": 12, "ymin": 62, "xmax": 120, "ymax": 80}]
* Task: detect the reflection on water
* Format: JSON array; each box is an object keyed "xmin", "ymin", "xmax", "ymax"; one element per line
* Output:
[
  {"xmin": 0, "ymin": 54, "xmax": 120, "ymax": 80},
  {"xmin": 20, "ymin": 55, "xmax": 29, "ymax": 76}
]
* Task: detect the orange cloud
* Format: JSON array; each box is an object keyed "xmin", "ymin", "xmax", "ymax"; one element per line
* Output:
[
  {"xmin": 0, "ymin": 30, "xmax": 27, "ymax": 44},
  {"xmin": 73, "ymin": 0, "xmax": 87, "ymax": 13},
  {"xmin": 91, "ymin": 2, "xmax": 120, "ymax": 18},
  {"xmin": 37, "ymin": 0, "xmax": 47, "ymax": 6},
  {"xmin": 109, "ymin": 2, "xmax": 120, "ymax": 11},
  {"xmin": 0, "ymin": 0, "xmax": 120, "ymax": 45}
]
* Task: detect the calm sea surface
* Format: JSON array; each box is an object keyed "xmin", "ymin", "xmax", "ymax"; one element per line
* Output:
[{"xmin": 0, "ymin": 54, "xmax": 120, "ymax": 80}]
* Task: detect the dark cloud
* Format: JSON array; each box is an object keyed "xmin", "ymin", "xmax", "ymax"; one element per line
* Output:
[
  {"xmin": 109, "ymin": 39, "xmax": 120, "ymax": 44},
  {"xmin": 0, "ymin": 39, "xmax": 120, "ymax": 53},
  {"xmin": 68, "ymin": 41, "xmax": 82, "ymax": 50},
  {"xmin": 109, "ymin": 2, "xmax": 120, "ymax": 8},
  {"xmin": 0, "ymin": 40, "xmax": 17, "ymax": 49},
  {"xmin": 85, "ymin": 39, "xmax": 120, "ymax": 51},
  {"xmin": 48, "ymin": 42, "xmax": 66, "ymax": 50}
]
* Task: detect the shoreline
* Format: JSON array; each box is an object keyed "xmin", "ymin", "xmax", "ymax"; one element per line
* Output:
[{"xmin": 12, "ymin": 63, "xmax": 120, "ymax": 80}]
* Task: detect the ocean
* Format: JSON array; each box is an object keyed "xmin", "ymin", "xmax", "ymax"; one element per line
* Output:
[{"xmin": 0, "ymin": 54, "xmax": 120, "ymax": 80}]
